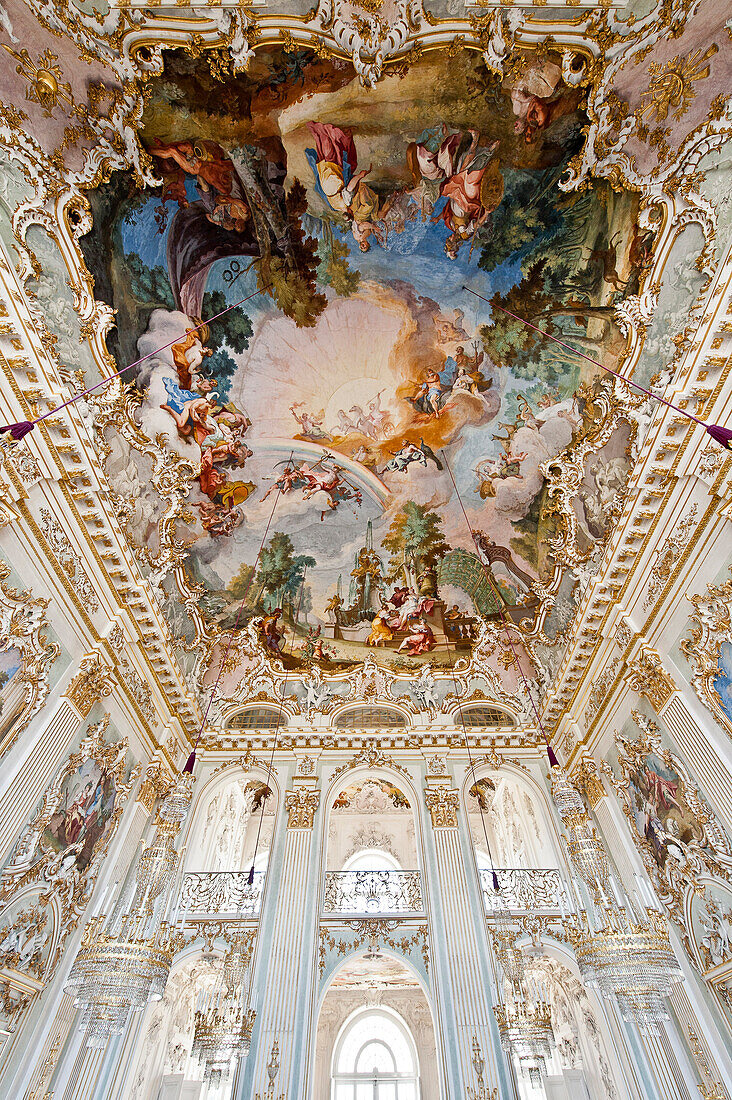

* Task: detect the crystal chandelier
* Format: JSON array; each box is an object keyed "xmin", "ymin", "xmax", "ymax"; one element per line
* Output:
[
  {"xmin": 494, "ymin": 998, "xmax": 554, "ymax": 1058},
  {"xmin": 65, "ymin": 769, "xmax": 193, "ymax": 1047},
  {"xmin": 550, "ymin": 765, "xmax": 682, "ymax": 1031},
  {"xmin": 492, "ymin": 918, "xmax": 554, "ymax": 1059},
  {"xmin": 191, "ymin": 927, "xmax": 256, "ymax": 1087},
  {"xmin": 568, "ymin": 908, "xmax": 682, "ymax": 1032},
  {"xmin": 550, "ymin": 767, "xmax": 610, "ymax": 899}
]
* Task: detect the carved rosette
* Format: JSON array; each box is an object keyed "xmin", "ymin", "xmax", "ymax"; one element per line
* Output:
[
  {"xmin": 623, "ymin": 646, "xmax": 677, "ymax": 712},
  {"xmin": 64, "ymin": 654, "xmax": 115, "ymax": 718},
  {"xmin": 285, "ymin": 788, "xmax": 320, "ymax": 829},
  {"xmin": 424, "ymin": 786, "xmax": 460, "ymax": 828}
]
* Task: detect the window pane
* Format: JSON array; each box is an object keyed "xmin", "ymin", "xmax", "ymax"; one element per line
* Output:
[
  {"xmin": 336, "ymin": 706, "xmax": 406, "ymax": 729},
  {"xmin": 344, "ymin": 850, "xmax": 401, "ymax": 872},
  {"xmin": 398, "ymin": 1083, "xmax": 418, "ymax": 1100},
  {"xmin": 378, "ymin": 1084, "xmax": 397, "ymax": 1100},
  {"xmin": 355, "ymin": 1083, "xmax": 372, "ymax": 1100},
  {"xmin": 333, "ymin": 1084, "xmax": 352, "ymax": 1100},
  {"xmin": 356, "ymin": 1041, "xmax": 395, "ymax": 1073}
]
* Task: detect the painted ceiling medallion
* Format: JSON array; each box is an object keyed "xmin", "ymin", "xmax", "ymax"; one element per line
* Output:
[{"xmin": 82, "ymin": 46, "xmax": 643, "ymax": 685}]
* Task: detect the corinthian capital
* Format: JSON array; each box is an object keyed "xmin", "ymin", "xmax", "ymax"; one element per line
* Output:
[
  {"xmin": 424, "ymin": 786, "xmax": 460, "ymax": 828},
  {"xmin": 64, "ymin": 653, "xmax": 114, "ymax": 718},
  {"xmin": 285, "ymin": 788, "xmax": 320, "ymax": 829},
  {"xmin": 623, "ymin": 645, "xmax": 676, "ymax": 711}
]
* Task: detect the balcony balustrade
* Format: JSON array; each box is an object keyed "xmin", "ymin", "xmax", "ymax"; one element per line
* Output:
[
  {"xmin": 180, "ymin": 871, "xmax": 265, "ymax": 917},
  {"xmin": 480, "ymin": 867, "xmax": 570, "ymax": 914},
  {"xmin": 323, "ymin": 870, "xmax": 423, "ymax": 915},
  {"xmin": 178, "ymin": 868, "xmax": 567, "ymax": 919}
]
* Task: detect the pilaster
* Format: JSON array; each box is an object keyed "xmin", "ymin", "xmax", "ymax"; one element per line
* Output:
[
  {"xmin": 422, "ymin": 770, "xmax": 503, "ymax": 1099},
  {"xmin": 238, "ymin": 774, "xmax": 321, "ymax": 1100}
]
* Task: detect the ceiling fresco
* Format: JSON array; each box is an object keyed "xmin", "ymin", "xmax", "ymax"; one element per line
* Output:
[
  {"xmin": 0, "ymin": 0, "xmax": 729, "ymax": 723},
  {"xmin": 82, "ymin": 47, "xmax": 647, "ymax": 675}
]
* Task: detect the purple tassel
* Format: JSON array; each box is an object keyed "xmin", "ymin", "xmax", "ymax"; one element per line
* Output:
[
  {"xmin": 183, "ymin": 750, "xmax": 196, "ymax": 774},
  {"xmin": 706, "ymin": 423, "xmax": 732, "ymax": 451},
  {"xmin": 247, "ymin": 865, "xmax": 255, "ymax": 885},
  {"xmin": 547, "ymin": 744, "xmax": 560, "ymax": 768},
  {"xmin": 0, "ymin": 421, "xmax": 35, "ymax": 441},
  {"xmin": 492, "ymin": 871, "xmax": 500, "ymax": 892}
]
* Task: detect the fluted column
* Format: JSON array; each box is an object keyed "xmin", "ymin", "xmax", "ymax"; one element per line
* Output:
[
  {"xmin": 422, "ymin": 773, "xmax": 508, "ymax": 1099},
  {"xmin": 237, "ymin": 778, "xmax": 321, "ymax": 1100}
]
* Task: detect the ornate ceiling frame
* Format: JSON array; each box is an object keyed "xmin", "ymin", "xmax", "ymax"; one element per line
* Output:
[{"xmin": 0, "ymin": 0, "xmax": 729, "ymax": 730}]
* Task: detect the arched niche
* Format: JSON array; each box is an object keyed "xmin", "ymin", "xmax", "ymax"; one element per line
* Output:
[
  {"xmin": 461, "ymin": 764, "xmax": 566, "ymax": 871},
  {"xmin": 182, "ymin": 761, "xmax": 280, "ymax": 874},
  {"xmin": 510, "ymin": 935, "xmax": 635, "ymax": 1100},
  {"xmin": 325, "ymin": 771, "xmax": 420, "ymax": 873},
  {"xmin": 123, "ymin": 946, "xmax": 223, "ymax": 1100},
  {"xmin": 312, "ymin": 952, "xmax": 441, "ymax": 1100}
]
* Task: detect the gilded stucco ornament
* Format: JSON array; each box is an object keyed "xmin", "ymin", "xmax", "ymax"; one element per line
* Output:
[
  {"xmin": 328, "ymin": 740, "xmax": 411, "ymax": 782},
  {"xmin": 312, "ymin": 0, "xmax": 424, "ymax": 86},
  {"xmin": 0, "ymin": 559, "xmax": 59, "ymax": 758},
  {"xmin": 318, "ymin": 917, "xmax": 429, "ymax": 977},
  {"xmin": 424, "ymin": 785, "xmax": 460, "ymax": 828},
  {"xmin": 682, "ymin": 568, "xmax": 732, "ymax": 740},
  {"xmin": 643, "ymin": 504, "xmax": 698, "ymax": 609},
  {"xmin": 64, "ymin": 653, "xmax": 115, "ymax": 719},
  {"xmin": 137, "ymin": 759, "xmax": 175, "ymax": 813},
  {"xmin": 467, "ymin": 1034, "xmax": 498, "ymax": 1100},
  {"xmin": 285, "ymin": 787, "xmax": 320, "ymax": 828},
  {"xmin": 623, "ymin": 645, "xmax": 677, "ymax": 711},
  {"xmin": 38, "ymin": 507, "xmax": 99, "ymax": 613},
  {"xmin": 1, "ymin": 46, "xmax": 74, "ymax": 117}
]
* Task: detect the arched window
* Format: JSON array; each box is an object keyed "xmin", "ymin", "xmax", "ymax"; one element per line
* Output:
[
  {"xmin": 335, "ymin": 706, "xmax": 407, "ymax": 729},
  {"xmin": 225, "ymin": 707, "xmax": 285, "ymax": 729},
  {"xmin": 342, "ymin": 849, "xmax": 401, "ymax": 872},
  {"xmin": 456, "ymin": 704, "xmax": 514, "ymax": 727},
  {"xmin": 332, "ymin": 1009, "xmax": 420, "ymax": 1099}
]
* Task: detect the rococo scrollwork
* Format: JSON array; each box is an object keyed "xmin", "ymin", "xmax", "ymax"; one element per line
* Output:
[{"xmin": 0, "ymin": 558, "xmax": 59, "ymax": 757}]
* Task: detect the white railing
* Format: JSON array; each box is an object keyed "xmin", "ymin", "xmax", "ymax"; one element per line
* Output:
[
  {"xmin": 480, "ymin": 868, "xmax": 569, "ymax": 913},
  {"xmin": 180, "ymin": 871, "xmax": 265, "ymax": 917},
  {"xmin": 323, "ymin": 870, "xmax": 423, "ymax": 915}
]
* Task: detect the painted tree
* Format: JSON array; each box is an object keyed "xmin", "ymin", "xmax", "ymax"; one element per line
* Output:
[
  {"xmin": 284, "ymin": 553, "xmax": 316, "ymax": 626},
  {"xmin": 254, "ymin": 533, "xmax": 315, "ymax": 623},
  {"xmin": 382, "ymin": 503, "xmax": 450, "ymax": 585},
  {"xmin": 125, "ymin": 254, "xmax": 175, "ymax": 311},
  {"xmin": 480, "ymin": 259, "xmax": 553, "ymax": 372},
  {"xmin": 227, "ymin": 562, "xmax": 256, "ymax": 603},
  {"xmin": 478, "ymin": 168, "xmax": 564, "ymax": 276},
  {"xmin": 201, "ymin": 289, "xmax": 254, "ymax": 401}
]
